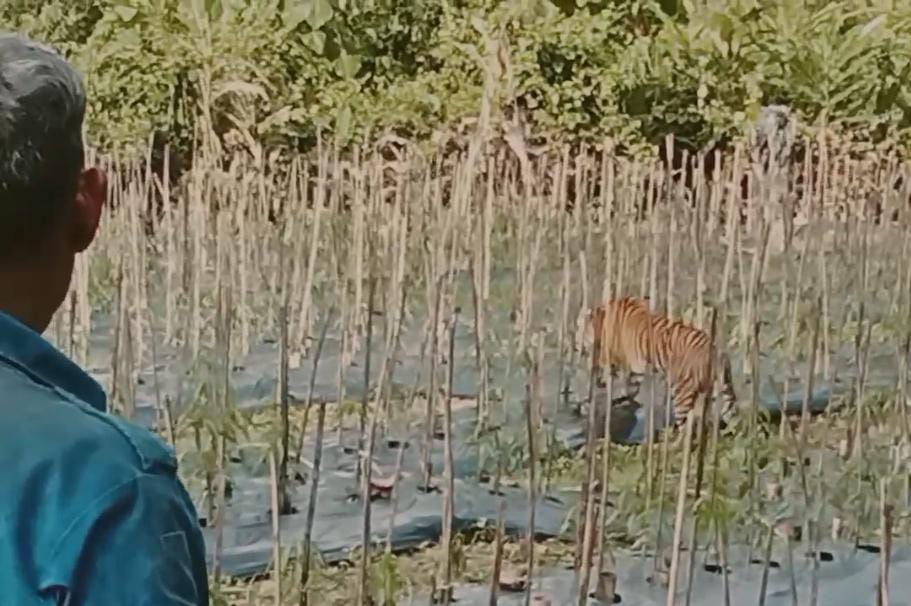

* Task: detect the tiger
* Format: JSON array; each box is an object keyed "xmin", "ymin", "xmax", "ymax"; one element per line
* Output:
[
  {"xmin": 586, "ymin": 296, "xmax": 654, "ymax": 395},
  {"xmin": 587, "ymin": 296, "xmax": 737, "ymax": 433}
]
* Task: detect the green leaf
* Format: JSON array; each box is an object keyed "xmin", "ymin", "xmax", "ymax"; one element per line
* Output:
[
  {"xmin": 110, "ymin": 27, "xmax": 142, "ymax": 53},
  {"xmin": 715, "ymin": 12, "xmax": 734, "ymax": 47},
  {"xmin": 112, "ymin": 5, "xmax": 139, "ymax": 22},
  {"xmin": 859, "ymin": 14, "xmax": 887, "ymax": 37},
  {"xmin": 301, "ymin": 30, "xmax": 327, "ymax": 54},
  {"xmin": 336, "ymin": 103, "xmax": 352, "ymax": 143},
  {"xmin": 307, "ymin": 0, "xmax": 335, "ymax": 30},
  {"xmin": 283, "ymin": 2, "xmax": 309, "ymax": 30},
  {"xmin": 337, "ymin": 51, "xmax": 361, "ymax": 79},
  {"xmin": 659, "ymin": 0, "xmax": 681, "ymax": 18},
  {"xmin": 205, "ymin": 0, "xmax": 222, "ymax": 20},
  {"xmin": 876, "ymin": 63, "xmax": 911, "ymax": 114},
  {"xmin": 181, "ymin": 0, "xmax": 207, "ymax": 17}
]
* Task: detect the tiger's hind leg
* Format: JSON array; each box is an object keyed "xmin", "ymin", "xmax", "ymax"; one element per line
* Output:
[
  {"xmin": 668, "ymin": 407, "xmax": 703, "ymax": 450},
  {"xmin": 667, "ymin": 379, "xmax": 701, "ymax": 449}
]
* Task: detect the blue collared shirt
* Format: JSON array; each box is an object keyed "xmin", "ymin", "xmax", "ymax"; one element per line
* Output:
[{"xmin": 0, "ymin": 311, "xmax": 209, "ymax": 605}]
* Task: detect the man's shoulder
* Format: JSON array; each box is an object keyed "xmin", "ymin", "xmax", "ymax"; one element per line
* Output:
[
  {"xmin": 0, "ymin": 359, "xmax": 178, "ymax": 479},
  {"xmin": 90, "ymin": 406, "xmax": 179, "ymax": 475},
  {"xmin": 0, "ymin": 360, "xmax": 206, "ymax": 598}
]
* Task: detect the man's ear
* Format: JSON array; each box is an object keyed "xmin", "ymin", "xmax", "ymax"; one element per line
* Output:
[{"xmin": 72, "ymin": 166, "xmax": 106, "ymax": 253}]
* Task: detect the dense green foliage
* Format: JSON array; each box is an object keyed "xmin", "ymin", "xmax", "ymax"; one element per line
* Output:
[{"xmin": 5, "ymin": 0, "xmax": 911, "ymax": 157}]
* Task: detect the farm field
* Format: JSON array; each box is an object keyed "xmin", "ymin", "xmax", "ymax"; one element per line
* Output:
[{"xmin": 48, "ymin": 136, "xmax": 911, "ymax": 605}]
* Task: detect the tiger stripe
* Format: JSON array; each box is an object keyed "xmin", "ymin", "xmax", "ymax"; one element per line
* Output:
[{"xmin": 588, "ymin": 296, "xmax": 737, "ymax": 429}]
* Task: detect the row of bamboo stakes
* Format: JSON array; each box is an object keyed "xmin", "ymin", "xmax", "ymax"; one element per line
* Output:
[{"xmin": 46, "ymin": 118, "xmax": 911, "ymax": 604}]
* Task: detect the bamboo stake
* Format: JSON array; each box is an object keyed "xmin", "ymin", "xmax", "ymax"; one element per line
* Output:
[
  {"xmin": 358, "ymin": 278, "xmax": 377, "ymax": 485},
  {"xmin": 666, "ymin": 412, "xmax": 696, "ymax": 606},
  {"xmin": 575, "ymin": 308, "xmax": 601, "ymax": 571},
  {"xmin": 524, "ymin": 373, "xmax": 539, "ymax": 606},
  {"xmin": 384, "ymin": 440, "xmax": 407, "ymax": 555},
  {"xmin": 595, "ymin": 206, "xmax": 617, "ymax": 576},
  {"xmin": 488, "ymin": 460, "xmax": 506, "ymax": 606},
  {"xmin": 422, "ymin": 272, "xmax": 445, "ymax": 490},
  {"xmin": 212, "ymin": 280, "xmax": 232, "ymax": 584},
  {"xmin": 758, "ymin": 521, "xmax": 775, "ymax": 606},
  {"xmin": 683, "ymin": 308, "xmax": 719, "ymax": 606},
  {"xmin": 269, "ymin": 450, "xmax": 282, "ymax": 606},
  {"xmin": 878, "ymin": 480, "xmax": 893, "ymax": 606},
  {"xmin": 298, "ymin": 310, "xmax": 334, "ymax": 606},
  {"xmin": 440, "ymin": 308, "xmax": 459, "ymax": 605}
]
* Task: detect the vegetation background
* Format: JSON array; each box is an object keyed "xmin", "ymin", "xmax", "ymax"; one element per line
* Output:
[{"xmin": 5, "ymin": 0, "xmax": 911, "ymax": 160}]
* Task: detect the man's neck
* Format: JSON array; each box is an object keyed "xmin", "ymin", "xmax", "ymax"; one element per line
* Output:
[{"xmin": 0, "ymin": 266, "xmax": 57, "ymax": 334}]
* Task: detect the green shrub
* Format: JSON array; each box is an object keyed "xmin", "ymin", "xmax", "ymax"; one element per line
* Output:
[{"xmin": 5, "ymin": 0, "xmax": 911, "ymax": 159}]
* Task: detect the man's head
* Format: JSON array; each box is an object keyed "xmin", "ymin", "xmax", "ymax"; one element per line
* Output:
[{"xmin": 0, "ymin": 32, "xmax": 106, "ymax": 332}]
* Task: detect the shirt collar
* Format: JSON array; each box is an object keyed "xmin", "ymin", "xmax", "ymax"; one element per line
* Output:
[{"xmin": 0, "ymin": 310, "xmax": 107, "ymax": 412}]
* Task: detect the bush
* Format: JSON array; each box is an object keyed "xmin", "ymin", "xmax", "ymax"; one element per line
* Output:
[{"xmin": 5, "ymin": 0, "xmax": 911, "ymax": 160}]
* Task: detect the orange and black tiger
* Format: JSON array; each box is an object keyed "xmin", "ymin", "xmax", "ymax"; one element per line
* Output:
[{"xmin": 587, "ymin": 296, "xmax": 737, "ymax": 430}]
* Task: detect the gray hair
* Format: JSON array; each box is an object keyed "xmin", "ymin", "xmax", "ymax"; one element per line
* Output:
[{"xmin": 0, "ymin": 32, "xmax": 86, "ymax": 260}]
